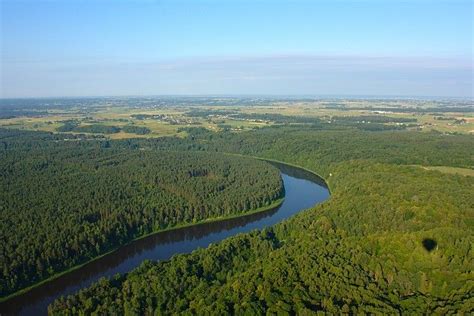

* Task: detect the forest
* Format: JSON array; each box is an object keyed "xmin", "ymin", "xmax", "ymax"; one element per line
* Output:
[
  {"xmin": 55, "ymin": 121, "xmax": 151, "ymax": 135},
  {"xmin": 39, "ymin": 125, "xmax": 474, "ymax": 315},
  {"xmin": 0, "ymin": 139, "xmax": 283, "ymax": 298}
]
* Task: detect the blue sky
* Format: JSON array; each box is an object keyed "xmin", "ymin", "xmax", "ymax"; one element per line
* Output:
[{"xmin": 1, "ymin": 0, "xmax": 472, "ymax": 97}]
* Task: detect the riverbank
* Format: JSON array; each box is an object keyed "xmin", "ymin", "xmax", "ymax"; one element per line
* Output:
[
  {"xmin": 222, "ymin": 152, "xmax": 331, "ymax": 193},
  {"xmin": 0, "ymin": 196, "xmax": 285, "ymax": 303},
  {"xmin": 1, "ymin": 158, "xmax": 331, "ymax": 316}
]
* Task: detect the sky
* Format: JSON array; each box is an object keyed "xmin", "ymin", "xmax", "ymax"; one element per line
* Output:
[{"xmin": 1, "ymin": 0, "xmax": 473, "ymax": 98}]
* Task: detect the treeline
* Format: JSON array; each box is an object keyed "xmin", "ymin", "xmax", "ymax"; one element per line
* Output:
[
  {"xmin": 332, "ymin": 106, "xmax": 474, "ymax": 113},
  {"xmin": 185, "ymin": 109, "xmax": 237, "ymax": 117},
  {"xmin": 186, "ymin": 109, "xmax": 323, "ymax": 124},
  {"xmin": 109, "ymin": 126, "xmax": 473, "ymax": 177},
  {"xmin": 0, "ymin": 109, "xmax": 50, "ymax": 119},
  {"xmin": 47, "ymin": 125, "xmax": 474, "ymax": 314},
  {"xmin": 0, "ymin": 146, "xmax": 283, "ymax": 297},
  {"xmin": 56, "ymin": 121, "xmax": 150, "ymax": 135},
  {"xmin": 0, "ymin": 128, "xmax": 102, "ymax": 151},
  {"xmin": 330, "ymin": 115, "xmax": 417, "ymax": 123},
  {"xmin": 185, "ymin": 109, "xmax": 417, "ymax": 130},
  {"xmin": 75, "ymin": 124, "xmax": 121, "ymax": 134},
  {"xmin": 130, "ymin": 114, "xmax": 162, "ymax": 120},
  {"xmin": 121, "ymin": 125, "xmax": 151, "ymax": 135}
]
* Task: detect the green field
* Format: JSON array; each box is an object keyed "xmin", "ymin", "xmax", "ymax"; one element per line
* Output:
[{"xmin": 1, "ymin": 99, "xmax": 472, "ymax": 136}]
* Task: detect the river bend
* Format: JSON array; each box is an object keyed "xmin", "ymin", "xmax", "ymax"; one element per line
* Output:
[{"xmin": 1, "ymin": 161, "xmax": 330, "ymax": 315}]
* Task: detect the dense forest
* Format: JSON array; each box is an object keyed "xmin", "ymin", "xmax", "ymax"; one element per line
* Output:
[
  {"xmin": 56, "ymin": 121, "xmax": 151, "ymax": 135},
  {"xmin": 0, "ymin": 139, "xmax": 283, "ymax": 298},
  {"xmin": 39, "ymin": 125, "xmax": 474, "ymax": 314}
]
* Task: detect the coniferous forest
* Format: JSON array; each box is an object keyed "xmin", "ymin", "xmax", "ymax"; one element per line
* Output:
[
  {"xmin": 0, "ymin": 134, "xmax": 283, "ymax": 298},
  {"xmin": 0, "ymin": 122, "xmax": 473, "ymax": 314},
  {"xmin": 39, "ymin": 126, "xmax": 473, "ymax": 315}
]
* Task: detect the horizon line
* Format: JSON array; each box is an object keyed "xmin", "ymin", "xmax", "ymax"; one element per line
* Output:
[{"xmin": 1, "ymin": 94, "xmax": 473, "ymax": 101}]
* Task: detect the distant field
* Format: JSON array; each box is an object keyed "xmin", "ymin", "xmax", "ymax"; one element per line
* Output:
[{"xmin": 1, "ymin": 99, "xmax": 472, "ymax": 136}]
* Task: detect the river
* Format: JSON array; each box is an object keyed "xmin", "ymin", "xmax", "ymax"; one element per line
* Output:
[{"xmin": 0, "ymin": 161, "xmax": 330, "ymax": 315}]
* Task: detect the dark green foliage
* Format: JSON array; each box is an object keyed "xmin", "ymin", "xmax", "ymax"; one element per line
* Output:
[
  {"xmin": 55, "ymin": 120, "xmax": 80, "ymax": 132},
  {"xmin": 110, "ymin": 126, "xmax": 474, "ymax": 177},
  {"xmin": 56, "ymin": 123, "xmax": 151, "ymax": 135},
  {"xmin": 130, "ymin": 114, "xmax": 156, "ymax": 120},
  {"xmin": 121, "ymin": 125, "xmax": 151, "ymax": 135},
  {"xmin": 56, "ymin": 122, "xmax": 120, "ymax": 134},
  {"xmin": 73, "ymin": 124, "xmax": 121, "ymax": 134},
  {"xmin": 0, "ymin": 128, "xmax": 99, "ymax": 151},
  {"xmin": 217, "ymin": 124, "xmax": 232, "ymax": 131},
  {"xmin": 47, "ymin": 126, "xmax": 474, "ymax": 315},
  {"xmin": 434, "ymin": 116, "xmax": 456, "ymax": 121},
  {"xmin": 0, "ymin": 105, "xmax": 50, "ymax": 119},
  {"xmin": 0, "ymin": 146, "xmax": 283, "ymax": 297}
]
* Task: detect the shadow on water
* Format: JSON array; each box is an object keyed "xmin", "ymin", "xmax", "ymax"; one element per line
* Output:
[
  {"xmin": 1, "ymin": 162, "xmax": 330, "ymax": 316},
  {"xmin": 266, "ymin": 161, "xmax": 329, "ymax": 189}
]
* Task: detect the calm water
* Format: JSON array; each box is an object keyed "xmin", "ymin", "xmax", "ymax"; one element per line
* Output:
[{"xmin": 0, "ymin": 162, "xmax": 330, "ymax": 315}]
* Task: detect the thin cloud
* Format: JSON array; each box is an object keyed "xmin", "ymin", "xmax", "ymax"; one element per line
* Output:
[{"xmin": 1, "ymin": 55, "xmax": 472, "ymax": 98}]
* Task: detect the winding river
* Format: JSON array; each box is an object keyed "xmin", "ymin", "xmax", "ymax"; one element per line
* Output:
[{"xmin": 0, "ymin": 161, "xmax": 330, "ymax": 315}]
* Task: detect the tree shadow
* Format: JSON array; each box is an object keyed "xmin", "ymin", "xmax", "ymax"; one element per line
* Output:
[{"xmin": 422, "ymin": 238, "xmax": 437, "ymax": 252}]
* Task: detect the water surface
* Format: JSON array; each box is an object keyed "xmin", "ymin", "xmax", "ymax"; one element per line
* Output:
[{"xmin": 1, "ymin": 162, "xmax": 329, "ymax": 315}]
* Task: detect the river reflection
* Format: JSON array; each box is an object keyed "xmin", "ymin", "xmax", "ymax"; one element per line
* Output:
[{"xmin": 1, "ymin": 162, "xmax": 329, "ymax": 315}]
